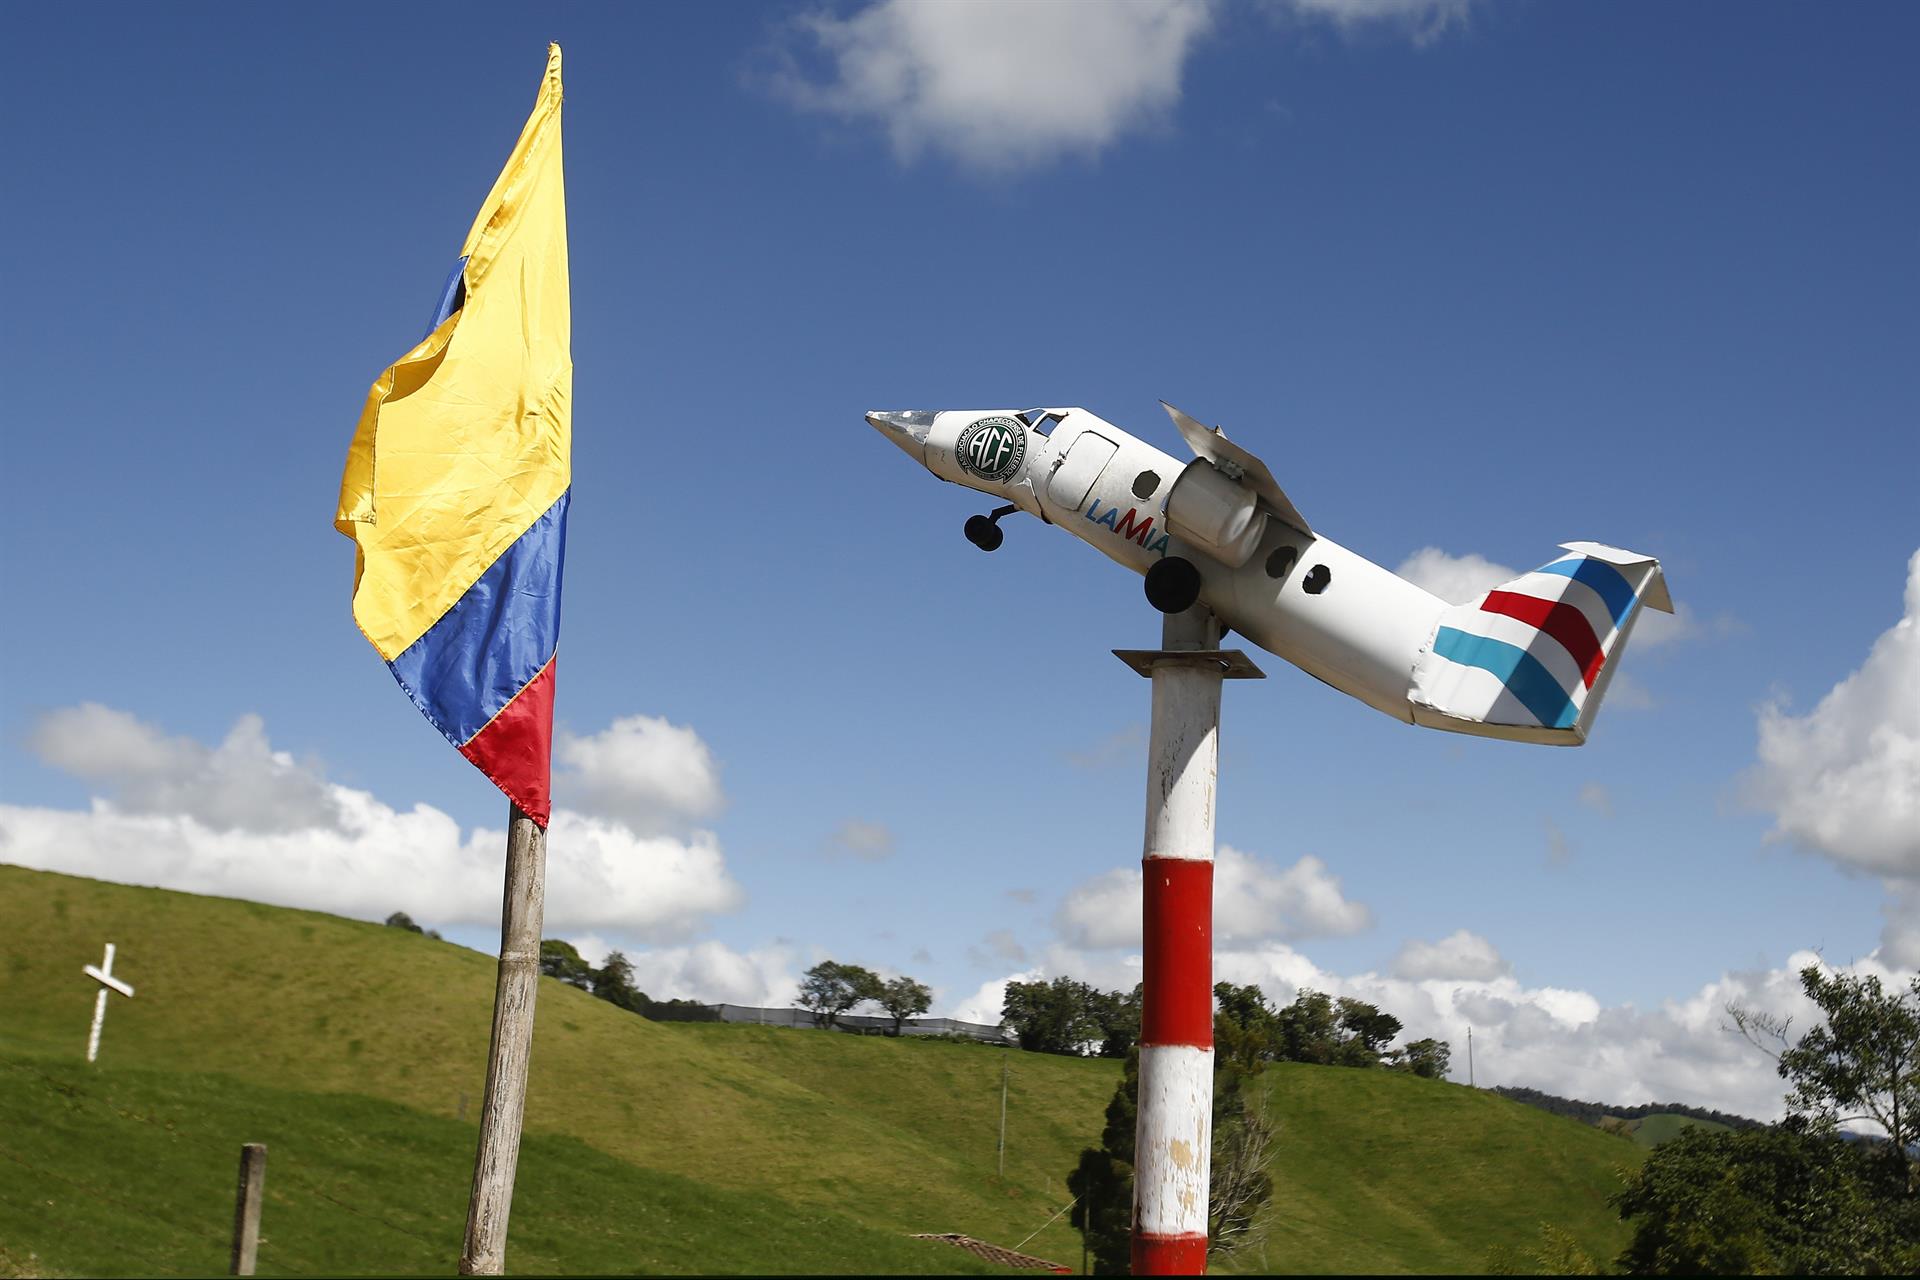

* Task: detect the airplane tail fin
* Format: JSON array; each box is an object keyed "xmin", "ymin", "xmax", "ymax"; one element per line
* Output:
[{"xmin": 1408, "ymin": 542, "xmax": 1672, "ymax": 745}]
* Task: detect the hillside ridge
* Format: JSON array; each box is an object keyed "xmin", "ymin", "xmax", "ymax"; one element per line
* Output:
[{"xmin": 3, "ymin": 865, "xmax": 1640, "ymax": 1274}]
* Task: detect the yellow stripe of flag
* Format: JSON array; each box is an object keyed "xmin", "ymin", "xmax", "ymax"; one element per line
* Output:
[{"xmin": 335, "ymin": 44, "xmax": 571, "ymax": 662}]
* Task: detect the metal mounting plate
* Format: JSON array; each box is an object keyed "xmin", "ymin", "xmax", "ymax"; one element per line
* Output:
[{"xmin": 1112, "ymin": 648, "xmax": 1267, "ymax": 679}]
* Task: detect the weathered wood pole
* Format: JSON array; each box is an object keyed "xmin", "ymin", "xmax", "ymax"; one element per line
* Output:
[
  {"xmin": 229, "ymin": 1142, "xmax": 267, "ymax": 1276},
  {"xmin": 1132, "ymin": 606, "xmax": 1223, "ymax": 1275},
  {"xmin": 459, "ymin": 804, "xmax": 549, "ymax": 1275},
  {"xmin": 998, "ymin": 1060, "xmax": 1009, "ymax": 1176}
]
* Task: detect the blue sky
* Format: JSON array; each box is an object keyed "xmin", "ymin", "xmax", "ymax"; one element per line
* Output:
[{"xmin": 3, "ymin": 1, "xmax": 1915, "ymax": 1118}]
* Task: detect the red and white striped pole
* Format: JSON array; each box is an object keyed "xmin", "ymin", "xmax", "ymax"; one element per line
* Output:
[{"xmin": 1117, "ymin": 607, "xmax": 1260, "ymax": 1275}]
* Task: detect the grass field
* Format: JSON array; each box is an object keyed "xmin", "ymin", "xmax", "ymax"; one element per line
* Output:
[
  {"xmin": 0, "ymin": 1056, "xmax": 992, "ymax": 1276},
  {"xmin": 1627, "ymin": 1112, "xmax": 1730, "ymax": 1149},
  {"xmin": 1, "ymin": 866, "xmax": 1642, "ymax": 1274},
  {"xmin": 1227, "ymin": 1065, "xmax": 1640, "ymax": 1274}
]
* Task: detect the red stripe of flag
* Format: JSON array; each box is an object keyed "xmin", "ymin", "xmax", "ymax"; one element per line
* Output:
[
  {"xmin": 1480, "ymin": 590, "xmax": 1606, "ymax": 687},
  {"xmin": 459, "ymin": 655, "xmax": 558, "ymax": 825}
]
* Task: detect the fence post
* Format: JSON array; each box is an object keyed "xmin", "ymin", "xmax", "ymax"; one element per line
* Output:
[{"xmin": 230, "ymin": 1142, "xmax": 267, "ymax": 1276}]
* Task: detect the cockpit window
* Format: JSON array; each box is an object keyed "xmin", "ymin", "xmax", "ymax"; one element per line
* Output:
[{"xmin": 1018, "ymin": 408, "xmax": 1063, "ymax": 435}]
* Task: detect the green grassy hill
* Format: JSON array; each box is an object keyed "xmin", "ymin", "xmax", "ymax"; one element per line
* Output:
[
  {"xmin": 1224, "ymin": 1066, "xmax": 1639, "ymax": 1274},
  {"xmin": 0, "ymin": 1057, "xmax": 992, "ymax": 1277},
  {"xmin": 0, "ymin": 867, "xmax": 1641, "ymax": 1274},
  {"xmin": 1628, "ymin": 1112, "xmax": 1730, "ymax": 1148}
]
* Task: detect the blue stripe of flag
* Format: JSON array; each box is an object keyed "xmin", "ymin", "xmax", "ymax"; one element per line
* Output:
[
  {"xmin": 423, "ymin": 256, "xmax": 469, "ymax": 338},
  {"xmin": 1432, "ymin": 627, "xmax": 1579, "ymax": 729},
  {"xmin": 1537, "ymin": 556, "xmax": 1636, "ymax": 626},
  {"xmin": 388, "ymin": 490, "xmax": 569, "ymax": 748}
]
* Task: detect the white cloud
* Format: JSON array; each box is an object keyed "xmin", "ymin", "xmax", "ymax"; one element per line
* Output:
[
  {"xmin": 826, "ymin": 818, "xmax": 895, "ymax": 860},
  {"xmin": 1285, "ymin": 0, "xmax": 1473, "ymax": 41},
  {"xmin": 1391, "ymin": 929, "xmax": 1510, "ymax": 981},
  {"xmin": 970, "ymin": 928, "xmax": 1029, "ymax": 967},
  {"xmin": 771, "ymin": 1, "xmax": 1483, "ymax": 173},
  {"xmin": 1748, "ymin": 550, "xmax": 1920, "ymax": 883},
  {"xmin": 554, "ymin": 715, "xmax": 724, "ymax": 834},
  {"xmin": 566, "ymin": 933, "xmax": 614, "ymax": 969},
  {"xmin": 1632, "ymin": 601, "xmax": 1696, "ymax": 651},
  {"xmin": 974, "ymin": 936, "xmax": 1913, "ymax": 1125},
  {"xmin": 1057, "ymin": 868, "xmax": 1148, "ymax": 948},
  {"xmin": 1882, "ymin": 889, "xmax": 1920, "ymax": 970},
  {"xmin": 1066, "ymin": 724, "xmax": 1146, "ymax": 769},
  {"xmin": 1602, "ymin": 672, "xmax": 1656, "ymax": 712},
  {"xmin": 4, "ymin": 706, "xmax": 744, "ymax": 941},
  {"xmin": 950, "ymin": 967, "xmax": 1039, "ymax": 1026},
  {"xmin": 985, "ymin": 852, "xmax": 1919, "ymax": 1124},
  {"xmin": 1394, "ymin": 547, "xmax": 1516, "ymax": 605},
  {"xmin": 1056, "ymin": 846, "xmax": 1370, "ymax": 948},
  {"xmin": 1213, "ymin": 945, "xmax": 1915, "ymax": 1126},
  {"xmin": 0, "ymin": 798, "xmax": 743, "ymax": 942},
  {"xmin": 617, "ymin": 940, "xmax": 802, "ymax": 1008},
  {"xmin": 1544, "ymin": 817, "xmax": 1572, "ymax": 867},
  {"xmin": 773, "ymin": 0, "xmax": 1216, "ymax": 172},
  {"xmin": 1395, "ymin": 547, "xmax": 1710, "ymax": 673},
  {"xmin": 29, "ymin": 704, "xmax": 341, "ymax": 834}
]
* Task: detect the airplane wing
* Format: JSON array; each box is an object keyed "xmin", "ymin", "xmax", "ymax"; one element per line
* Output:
[{"xmin": 1161, "ymin": 402, "xmax": 1311, "ymax": 536}]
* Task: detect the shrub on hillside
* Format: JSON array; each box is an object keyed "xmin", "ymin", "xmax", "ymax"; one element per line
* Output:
[{"xmin": 1612, "ymin": 1126, "xmax": 1920, "ymax": 1274}]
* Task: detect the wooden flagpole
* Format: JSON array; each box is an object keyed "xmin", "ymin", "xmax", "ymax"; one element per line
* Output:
[{"xmin": 459, "ymin": 803, "xmax": 549, "ymax": 1275}]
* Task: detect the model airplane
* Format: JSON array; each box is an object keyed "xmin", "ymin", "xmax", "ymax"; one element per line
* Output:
[{"xmin": 867, "ymin": 403, "xmax": 1672, "ymax": 746}]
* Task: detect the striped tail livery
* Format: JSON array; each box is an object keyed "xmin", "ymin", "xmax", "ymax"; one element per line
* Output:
[{"xmin": 1410, "ymin": 542, "xmax": 1673, "ymax": 745}]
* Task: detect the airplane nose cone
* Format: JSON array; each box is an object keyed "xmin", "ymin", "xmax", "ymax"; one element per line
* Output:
[{"xmin": 866, "ymin": 410, "xmax": 938, "ymax": 463}]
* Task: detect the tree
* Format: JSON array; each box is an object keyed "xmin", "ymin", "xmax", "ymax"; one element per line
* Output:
[
  {"xmin": 1334, "ymin": 997, "xmax": 1402, "ymax": 1067},
  {"xmin": 1612, "ymin": 1125, "xmax": 1920, "ymax": 1274},
  {"xmin": 1208, "ymin": 1063, "xmax": 1275, "ymax": 1260},
  {"xmin": 1003, "ymin": 977, "xmax": 1106, "ymax": 1055},
  {"xmin": 797, "ymin": 960, "xmax": 882, "ymax": 1028},
  {"xmin": 1594, "ymin": 1115, "xmax": 1638, "ymax": 1142},
  {"xmin": 1398, "ymin": 1037, "xmax": 1452, "ymax": 1080},
  {"xmin": 1067, "ymin": 1047, "xmax": 1139, "ymax": 1275},
  {"xmin": 383, "ymin": 910, "xmax": 441, "ymax": 939},
  {"xmin": 1091, "ymin": 984, "xmax": 1143, "ymax": 1059},
  {"xmin": 1485, "ymin": 1224, "xmax": 1605, "ymax": 1275},
  {"xmin": 1730, "ymin": 965, "xmax": 1919, "ymax": 1191},
  {"xmin": 539, "ymin": 939, "xmax": 594, "ymax": 990},
  {"xmin": 1275, "ymin": 989, "xmax": 1341, "ymax": 1064},
  {"xmin": 1067, "ymin": 1046, "xmax": 1274, "ymax": 1269},
  {"xmin": 877, "ymin": 975, "xmax": 932, "ymax": 1035},
  {"xmin": 1214, "ymin": 982, "xmax": 1280, "ymax": 1069},
  {"xmin": 593, "ymin": 950, "xmax": 647, "ymax": 1013}
]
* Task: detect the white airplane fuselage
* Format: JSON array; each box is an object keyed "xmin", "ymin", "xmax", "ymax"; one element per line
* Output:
[
  {"xmin": 883, "ymin": 406, "xmax": 1447, "ymax": 724},
  {"xmin": 869, "ymin": 405, "xmax": 1672, "ymax": 746}
]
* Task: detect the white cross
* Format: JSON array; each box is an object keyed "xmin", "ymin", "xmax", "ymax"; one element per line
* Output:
[{"xmin": 83, "ymin": 942, "xmax": 134, "ymax": 1063}]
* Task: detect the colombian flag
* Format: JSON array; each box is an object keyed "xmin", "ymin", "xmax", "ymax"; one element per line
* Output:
[{"xmin": 335, "ymin": 46, "xmax": 569, "ymax": 825}]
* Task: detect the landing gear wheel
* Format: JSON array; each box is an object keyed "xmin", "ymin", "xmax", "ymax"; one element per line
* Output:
[
  {"xmin": 1144, "ymin": 556, "xmax": 1202, "ymax": 614},
  {"xmin": 964, "ymin": 514, "xmax": 1005, "ymax": 552}
]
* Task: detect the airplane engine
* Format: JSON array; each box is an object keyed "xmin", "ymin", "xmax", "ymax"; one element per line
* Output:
[{"xmin": 1162, "ymin": 458, "xmax": 1269, "ymax": 567}]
